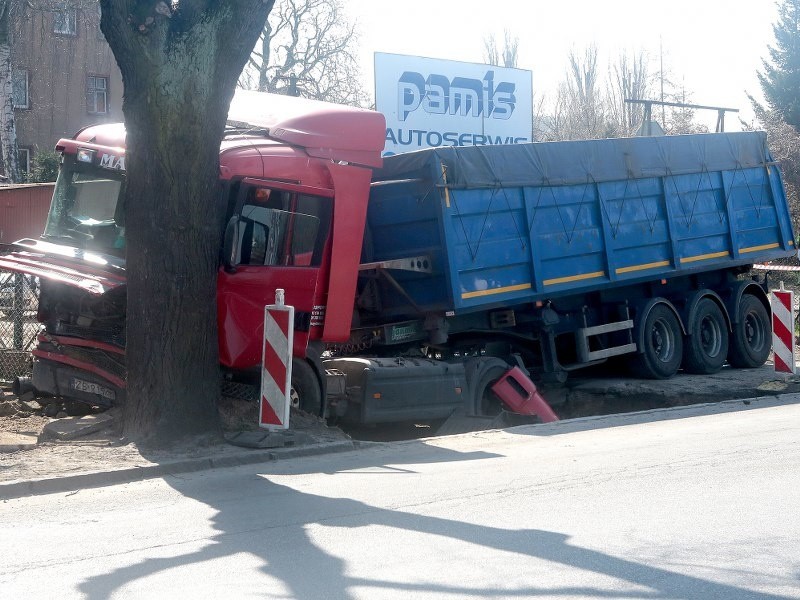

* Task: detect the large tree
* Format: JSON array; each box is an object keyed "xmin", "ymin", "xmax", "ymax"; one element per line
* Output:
[
  {"xmin": 0, "ymin": 0, "xmax": 20, "ymax": 183},
  {"xmin": 759, "ymin": 0, "xmax": 800, "ymax": 129},
  {"xmin": 240, "ymin": 0, "xmax": 366, "ymax": 106},
  {"xmin": 99, "ymin": 0, "xmax": 274, "ymax": 447}
]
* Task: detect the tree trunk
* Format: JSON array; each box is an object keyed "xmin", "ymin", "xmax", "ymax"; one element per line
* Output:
[
  {"xmin": 0, "ymin": 0, "xmax": 20, "ymax": 183},
  {"xmin": 99, "ymin": 1, "xmax": 273, "ymax": 447}
]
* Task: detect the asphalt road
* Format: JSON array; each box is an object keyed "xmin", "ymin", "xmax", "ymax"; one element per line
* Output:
[{"xmin": 2, "ymin": 399, "xmax": 799, "ymax": 599}]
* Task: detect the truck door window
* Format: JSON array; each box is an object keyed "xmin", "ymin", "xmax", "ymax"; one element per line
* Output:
[{"xmin": 235, "ymin": 188, "xmax": 327, "ymax": 267}]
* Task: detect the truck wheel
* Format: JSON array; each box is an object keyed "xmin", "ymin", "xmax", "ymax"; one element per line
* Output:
[
  {"xmin": 290, "ymin": 358, "xmax": 323, "ymax": 416},
  {"xmin": 465, "ymin": 358, "xmax": 510, "ymax": 417},
  {"xmin": 631, "ymin": 304, "xmax": 683, "ymax": 379},
  {"xmin": 682, "ymin": 298, "xmax": 729, "ymax": 374},
  {"xmin": 728, "ymin": 295, "xmax": 771, "ymax": 368}
]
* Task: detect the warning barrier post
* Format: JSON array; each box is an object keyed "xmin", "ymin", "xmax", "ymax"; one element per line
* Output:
[
  {"xmin": 771, "ymin": 282, "xmax": 796, "ymax": 375},
  {"xmin": 260, "ymin": 289, "xmax": 294, "ymax": 430}
]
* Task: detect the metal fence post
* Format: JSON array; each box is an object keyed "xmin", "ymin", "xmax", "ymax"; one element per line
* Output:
[{"xmin": 13, "ymin": 273, "xmax": 24, "ymax": 350}]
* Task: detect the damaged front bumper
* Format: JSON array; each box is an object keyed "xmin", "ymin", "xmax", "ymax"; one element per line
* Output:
[{"xmin": 32, "ymin": 334, "xmax": 126, "ymax": 408}]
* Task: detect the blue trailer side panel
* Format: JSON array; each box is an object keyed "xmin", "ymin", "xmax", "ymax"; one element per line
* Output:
[{"xmin": 368, "ymin": 132, "xmax": 795, "ymax": 317}]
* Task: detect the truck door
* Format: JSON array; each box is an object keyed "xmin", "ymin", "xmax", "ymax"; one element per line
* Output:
[{"xmin": 217, "ymin": 182, "xmax": 332, "ymax": 369}]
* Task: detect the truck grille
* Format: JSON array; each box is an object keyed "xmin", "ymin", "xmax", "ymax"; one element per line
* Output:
[{"xmin": 54, "ymin": 322, "xmax": 126, "ymax": 348}]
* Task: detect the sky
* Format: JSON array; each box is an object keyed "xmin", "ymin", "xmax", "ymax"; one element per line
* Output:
[{"xmin": 343, "ymin": 0, "xmax": 780, "ymax": 132}]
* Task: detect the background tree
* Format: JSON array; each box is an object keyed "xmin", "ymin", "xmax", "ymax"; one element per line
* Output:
[
  {"xmin": 552, "ymin": 45, "xmax": 610, "ymax": 140},
  {"xmin": 605, "ymin": 51, "xmax": 652, "ymax": 137},
  {"xmin": 540, "ymin": 44, "xmax": 704, "ymax": 141},
  {"xmin": 0, "ymin": 0, "xmax": 20, "ymax": 183},
  {"xmin": 240, "ymin": 0, "xmax": 367, "ymax": 106},
  {"xmin": 758, "ymin": 0, "xmax": 800, "ymax": 129},
  {"xmin": 29, "ymin": 148, "xmax": 59, "ymax": 183},
  {"xmin": 483, "ymin": 30, "xmax": 519, "ymax": 68},
  {"xmin": 99, "ymin": 0, "xmax": 274, "ymax": 447},
  {"xmin": 743, "ymin": 98, "xmax": 800, "ymax": 286},
  {"xmin": 661, "ymin": 82, "xmax": 709, "ymax": 134},
  {"xmin": 748, "ymin": 0, "xmax": 800, "ymax": 238}
]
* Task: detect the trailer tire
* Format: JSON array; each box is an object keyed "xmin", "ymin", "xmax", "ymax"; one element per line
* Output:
[
  {"xmin": 291, "ymin": 358, "xmax": 323, "ymax": 416},
  {"xmin": 728, "ymin": 294, "xmax": 771, "ymax": 368},
  {"xmin": 682, "ymin": 298, "xmax": 729, "ymax": 374},
  {"xmin": 631, "ymin": 304, "xmax": 683, "ymax": 379}
]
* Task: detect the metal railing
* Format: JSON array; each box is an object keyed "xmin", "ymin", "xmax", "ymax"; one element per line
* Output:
[{"xmin": 0, "ymin": 271, "xmax": 39, "ymax": 381}]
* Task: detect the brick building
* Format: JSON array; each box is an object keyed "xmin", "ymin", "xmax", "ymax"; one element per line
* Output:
[{"xmin": 11, "ymin": 1, "xmax": 123, "ymax": 176}]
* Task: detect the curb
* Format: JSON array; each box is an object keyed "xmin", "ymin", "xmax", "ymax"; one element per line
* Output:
[
  {"xmin": 0, "ymin": 439, "xmax": 360, "ymax": 500},
  {"xmin": 508, "ymin": 393, "xmax": 796, "ymax": 435}
]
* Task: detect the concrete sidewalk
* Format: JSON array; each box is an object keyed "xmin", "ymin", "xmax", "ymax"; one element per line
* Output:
[{"xmin": 2, "ymin": 393, "xmax": 797, "ymax": 501}]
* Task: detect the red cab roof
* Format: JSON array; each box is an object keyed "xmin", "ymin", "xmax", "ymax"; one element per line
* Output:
[
  {"xmin": 228, "ymin": 91, "xmax": 385, "ymax": 168},
  {"xmin": 58, "ymin": 92, "xmax": 385, "ymax": 169}
]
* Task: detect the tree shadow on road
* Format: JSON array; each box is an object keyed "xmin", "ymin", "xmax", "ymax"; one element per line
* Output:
[{"xmin": 78, "ymin": 443, "xmax": 794, "ymax": 599}]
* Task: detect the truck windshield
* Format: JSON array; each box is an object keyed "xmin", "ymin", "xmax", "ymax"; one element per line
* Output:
[{"xmin": 43, "ymin": 156, "xmax": 125, "ymax": 255}]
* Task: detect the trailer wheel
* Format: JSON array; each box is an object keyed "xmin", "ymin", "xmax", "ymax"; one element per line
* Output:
[
  {"xmin": 728, "ymin": 294, "xmax": 771, "ymax": 368},
  {"xmin": 682, "ymin": 298, "xmax": 729, "ymax": 374},
  {"xmin": 631, "ymin": 304, "xmax": 683, "ymax": 379},
  {"xmin": 290, "ymin": 358, "xmax": 323, "ymax": 416}
]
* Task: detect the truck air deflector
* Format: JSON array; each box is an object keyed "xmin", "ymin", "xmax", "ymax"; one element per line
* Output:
[{"xmin": 228, "ymin": 91, "xmax": 386, "ymax": 169}]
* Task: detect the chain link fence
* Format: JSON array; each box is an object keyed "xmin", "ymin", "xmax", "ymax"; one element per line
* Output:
[{"xmin": 0, "ymin": 271, "xmax": 39, "ymax": 382}]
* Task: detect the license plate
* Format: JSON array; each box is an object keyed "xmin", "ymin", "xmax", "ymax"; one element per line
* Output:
[{"xmin": 71, "ymin": 377, "xmax": 116, "ymax": 401}]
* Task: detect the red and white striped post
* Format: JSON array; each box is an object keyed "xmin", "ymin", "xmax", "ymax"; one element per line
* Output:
[
  {"xmin": 260, "ymin": 289, "xmax": 294, "ymax": 430},
  {"xmin": 771, "ymin": 283, "xmax": 796, "ymax": 375}
]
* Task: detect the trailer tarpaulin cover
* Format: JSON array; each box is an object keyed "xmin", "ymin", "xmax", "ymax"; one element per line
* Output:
[{"xmin": 373, "ymin": 131, "xmax": 773, "ymax": 188}]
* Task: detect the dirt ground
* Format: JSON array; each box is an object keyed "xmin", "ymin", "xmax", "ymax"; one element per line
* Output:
[
  {"xmin": 0, "ymin": 384, "xmax": 52, "ymax": 438},
  {"xmin": 0, "ymin": 383, "xmax": 341, "ymax": 438},
  {"xmin": 0, "ymin": 382, "xmax": 351, "ymax": 486}
]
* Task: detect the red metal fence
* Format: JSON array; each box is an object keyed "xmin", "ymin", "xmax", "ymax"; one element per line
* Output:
[{"xmin": 0, "ymin": 183, "xmax": 53, "ymax": 245}]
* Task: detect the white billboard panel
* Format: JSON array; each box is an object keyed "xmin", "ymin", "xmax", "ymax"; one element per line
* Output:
[{"xmin": 375, "ymin": 53, "xmax": 533, "ymax": 155}]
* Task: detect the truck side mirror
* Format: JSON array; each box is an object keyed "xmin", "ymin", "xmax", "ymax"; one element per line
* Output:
[{"xmin": 222, "ymin": 216, "xmax": 240, "ymax": 273}]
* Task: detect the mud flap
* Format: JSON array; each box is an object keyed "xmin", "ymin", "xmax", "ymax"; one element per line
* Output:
[{"xmin": 491, "ymin": 366, "xmax": 559, "ymax": 423}]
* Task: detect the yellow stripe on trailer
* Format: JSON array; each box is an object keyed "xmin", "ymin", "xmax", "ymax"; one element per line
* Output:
[
  {"xmin": 616, "ymin": 260, "xmax": 671, "ymax": 275},
  {"xmin": 680, "ymin": 251, "xmax": 730, "ymax": 264},
  {"xmin": 543, "ymin": 271, "xmax": 605, "ymax": 286},
  {"xmin": 739, "ymin": 242, "xmax": 780, "ymax": 254},
  {"xmin": 461, "ymin": 282, "xmax": 532, "ymax": 300}
]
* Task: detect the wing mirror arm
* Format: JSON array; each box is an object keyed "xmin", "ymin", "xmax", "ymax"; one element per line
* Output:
[{"xmin": 222, "ymin": 216, "xmax": 240, "ymax": 273}]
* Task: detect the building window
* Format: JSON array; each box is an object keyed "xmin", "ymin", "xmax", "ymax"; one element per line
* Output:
[
  {"xmin": 53, "ymin": 2, "xmax": 77, "ymax": 35},
  {"xmin": 87, "ymin": 76, "xmax": 108, "ymax": 114},
  {"xmin": 12, "ymin": 70, "xmax": 28, "ymax": 109},
  {"xmin": 18, "ymin": 149, "xmax": 31, "ymax": 177}
]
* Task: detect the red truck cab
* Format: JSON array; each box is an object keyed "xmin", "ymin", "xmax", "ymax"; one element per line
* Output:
[{"xmin": 0, "ymin": 92, "xmax": 386, "ymax": 414}]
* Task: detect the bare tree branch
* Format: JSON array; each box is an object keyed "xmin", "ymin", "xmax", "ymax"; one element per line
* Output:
[{"xmin": 240, "ymin": 0, "xmax": 367, "ymax": 106}]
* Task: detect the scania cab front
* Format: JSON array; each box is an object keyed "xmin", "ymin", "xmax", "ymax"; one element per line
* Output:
[{"xmin": 0, "ymin": 92, "xmax": 386, "ymax": 413}]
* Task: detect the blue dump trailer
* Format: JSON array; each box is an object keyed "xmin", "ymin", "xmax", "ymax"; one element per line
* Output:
[{"xmin": 323, "ymin": 132, "xmax": 796, "ymax": 424}]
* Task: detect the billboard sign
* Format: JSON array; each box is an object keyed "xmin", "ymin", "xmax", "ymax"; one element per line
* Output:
[{"xmin": 375, "ymin": 52, "xmax": 533, "ymax": 155}]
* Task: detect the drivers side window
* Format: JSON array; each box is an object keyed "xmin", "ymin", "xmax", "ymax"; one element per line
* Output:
[{"xmin": 235, "ymin": 187, "xmax": 325, "ymax": 267}]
